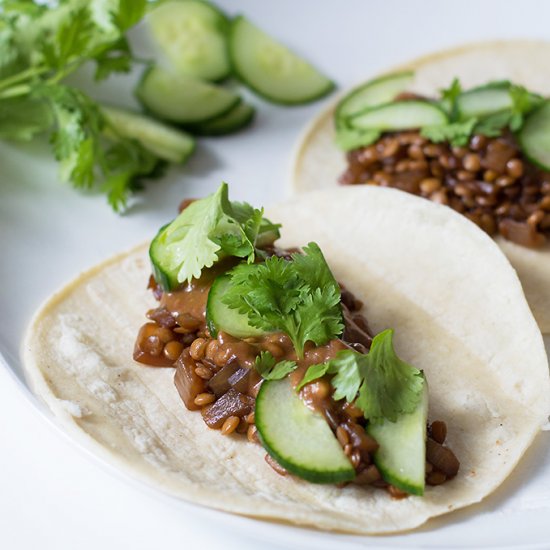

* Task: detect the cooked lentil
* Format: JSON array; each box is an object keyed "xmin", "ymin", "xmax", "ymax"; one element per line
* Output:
[
  {"xmin": 221, "ymin": 415, "xmax": 240, "ymax": 435},
  {"xmin": 340, "ymin": 130, "xmax": 550, "ymax": 248}
]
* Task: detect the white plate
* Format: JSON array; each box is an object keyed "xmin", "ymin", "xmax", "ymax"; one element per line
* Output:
[{"xmin": 2, "ymin": 1, "xmax": 550, "ymax": 548}]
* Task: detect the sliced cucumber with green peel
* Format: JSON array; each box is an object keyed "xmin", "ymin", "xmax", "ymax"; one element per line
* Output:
[
  {"xmin": 518, "ymin": 100, "xmax": 550, "ymax": 170},
  {"xmin": 336, "ymin": 71, "xmax": 415, "ymax": 124},
  {"xmin": 149, "ymin": 222, "xmax": 176, "ymax": 291},
  {"xmin": 147, "ymin": 0, "xmax": 230, "ymax": 82},
  {"xmin": 229, "ymin": 16, "xmax": 334, "ymax": 105},
  {"xmin": 256, "ymin": 377, "xmax": 355, "ymax": 483},
  {"xmin": 457, "ymin": 85, "xmax": 513, "ymax": 120},
  {"xmin": 102, "ymin": 106, "xmax": 195, "ymax": 164},
  {"xmin": 206, "ymin": 275, "xmax": 267, "ymax": 338},
  {"xmin": 350, "ymin": 101, "xmax": 448, "ymax": 131},
  {"xmin": 367, "ymin": 378, "xmax": 428, "ymax": 495},
  {"xmin": 135, "ymin": 65, "xmax": 240, "ymax": 124},
  {"xmin": 188, "ymin": 102, "xmax": 255, "ymax": 136}
]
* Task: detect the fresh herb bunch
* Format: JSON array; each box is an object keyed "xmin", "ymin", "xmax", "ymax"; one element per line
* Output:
[{"xmin": 0, "ymin": 0, "xmax": 160, "ymax": 211}]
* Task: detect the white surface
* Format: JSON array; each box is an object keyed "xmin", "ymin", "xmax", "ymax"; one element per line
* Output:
[{"xmin": 2, "ymin": 1, "xmax": 550, "ymax": 548}]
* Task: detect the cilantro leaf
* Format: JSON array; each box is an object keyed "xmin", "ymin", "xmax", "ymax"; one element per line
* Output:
[
  {"xmin": 297, "ymin": 329, "xmax": 424, "ymax": 423},
  {"xmin": 0, "ymin": 96, "xmax": 52, "ymax": 141},
  {"xmin": 93, "ymin": 36, "xmax": 133, "ymax": 81},
  {"xmin": 254, "ymin": 351, "xmax": 297, "ymax": 380},
  {"xmin": 474, "ymin": 111, "xmax": 513, "ymax": 137},
  {"xmin": 109, "ymin": 0, "xmax": 148, "ymax": 33},
  {"xmin": 295, "ymin": 362, "xmax": 330, "ymax": 391},
  {"xmin": 508, "ymin": 84, "xmax": 544, "ymax": 130},
  {"xmin": 158, "ymin": 183, "xmax": 279, "ymax": 284},
  {"xmin": 421, "ymin": 118, "xmax": 477, "ymax": 147},
  {"xmin": 41, "ymin": 6, "xmax": 95, "ymax": 71},
  {"xmin": 223, "ymin": 242, "xmax": 344, "ymax": 358},
  {"xmin": 439, "ymin": 77, "xmax": 462, "ymax": 120}
]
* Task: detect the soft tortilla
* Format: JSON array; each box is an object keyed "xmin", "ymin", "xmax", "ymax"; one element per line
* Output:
[
  {"xmin": 23, "ymin": 187, "xmax": 550, "ymax": 534},
  {"xmin": 291, "ymin": 40, "xmax": 550, "ymax": 333}
]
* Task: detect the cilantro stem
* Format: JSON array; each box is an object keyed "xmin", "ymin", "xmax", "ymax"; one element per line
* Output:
[
  {"xmin": 0, "ymin": 66, "xmax": 49, "ymax": 91},
  {"xmin": 0, "ymin": 84, "xmax": 31, "ymax": 99}
]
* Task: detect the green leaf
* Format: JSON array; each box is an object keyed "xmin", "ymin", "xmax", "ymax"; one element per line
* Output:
[
  {"xmin": 93, "ymin": 36, "xmax": 132, "ymax": 80},
  {"xmin": 474, "ymin": 111, "xmax": 513, "ymax": 137},
  {"xmin": 335, "ymin": 127, "xmax": 380, "ymax": 151},
  {"xmin": 439, "ymin": 77, "xmax": 462, "ymax": 120},
  {"xmin": 156, "ymin": 183, "xmax": 278, "ymax": 284},
  {"xmin": 344, "ymin": 330, "xmax": 423, "ymax": 423},
  {"xmin": 0, "ymin": 96, "xmax": 52, "ymax": 140},
  {"xmin": 41, "ymin": 6, "xmax": 95, "ymax": 70},
  {"xmin": 109, "ymin": 0, "xmax": 147, "ymax": 33},
  {"xmin": 222, "ymin": 242, "xmax": 344, "ymax": 358},
  {"xmin": 254, "ymin": 351, "xmax": 297, "ymax": 380},
  {"xmin": 296, "ymin": 329, "xmax": 424, "ymax": 423},
  {"xmin": 296, "ymin": 361, "xmax": 330, "ymax": 391},
  {"xmin": 421, "ymin": 118, "xmax": 477, "ymax": 147}
]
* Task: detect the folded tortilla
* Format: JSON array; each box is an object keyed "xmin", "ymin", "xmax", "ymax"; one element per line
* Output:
[
  {"xmin": 23, "ymin": 187, "xmax": 550, "ymax": 534},
  {"xmin": 291, "ymin": 40, "xmax": 550, "ymax": 333}
]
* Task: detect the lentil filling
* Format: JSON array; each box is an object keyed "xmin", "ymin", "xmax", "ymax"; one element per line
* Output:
[
  {"xmin": 340, "ymin": 130, "xmax": 550, "ymax": 248},
  {"xmin": 134, "ymin": 250, "xmax": 459, "ymax": 494}
]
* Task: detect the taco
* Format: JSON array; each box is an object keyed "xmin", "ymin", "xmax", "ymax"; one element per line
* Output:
[
  {"xmin": 23, "ymin": 183, "xmax": 549, "ymax": 534},
  {"xmin": 292, "ymin": 40, "xmax": 550, "ymax": 333}
]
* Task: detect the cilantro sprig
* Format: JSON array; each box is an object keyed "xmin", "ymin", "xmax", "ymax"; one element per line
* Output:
[
  {"xmin": 152, "ymin": 182, "xmax": 281, "ymax": 286},
  {"xmin": 0, "ymin": 0, "xmax": 162, "ymax": 211},
  {"xmin": 297, "ymin": 329, "xmax": 424, "ymax": 423},
  {"xmin": 222, "ymin": 242, "xmax": 344, "ymax": 358}
]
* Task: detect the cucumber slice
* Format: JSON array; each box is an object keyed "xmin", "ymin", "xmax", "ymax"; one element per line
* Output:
[
  {"xmin": 149, "ymin": 222, "xmax": 176, "ymax": 291},
  {"xmin": 336, "ymin": 71, "xmax": 415, "ymax": 124},
  {"xmin": 518, "ymin": 100, "xmax": 550, "ymax": 170},
  {"xmin": 135, "ymin": 65, "xmax": 240, "ymax": 124},
  {"xmin": 188, "ymin": 102, "xmax": 255, "ymax": 136},
  {"xmin": 256, "ymin": 377, "xmax": 355, "ymax": 483},
  {"xmin": 229, "ymin": 16, "xmax": 334, "ymax": 105},
  {"xmin": 457, "ymin": 85, "xmax": 513, "ymax": 120},
  {"xmin": 206, "ymin": 275, "xmax": 267, "ymax": 338},
  {"xmin": 367, "ymin": 379, "xmax": 428, "ymax": 495},
  {"xmin": 102, "ymin": 106, "xmax": 195, "ymax": 164},
  {"xmin": 350, "ymin": 101, "xmax": 448, "ymax": 131},
  {"xmin": 147, "ymin": 0, "xmax": 230, "ymax": 82}
]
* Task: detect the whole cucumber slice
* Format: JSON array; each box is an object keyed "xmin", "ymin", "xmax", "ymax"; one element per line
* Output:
[
  {"xmin": 136, "ymin": 65, "xmax": 240, "ymax": 124},
  {"xmin": 229, "ymin": 16, "xmax": 334, "ymax": 105},
  {"xmin": 350, "ymin": 100, "xmax": 448, "ymax": 131},
  {"xmin": 367, "ymin": 378, "xmax": 428, "ymax": 495},
  {"xmin": 256, "ymin": 377, "xmax": 355, "ymax": 483},
  {"xmin": 147, "ymin": 0, "xmax": 230, "ymax": 82}
]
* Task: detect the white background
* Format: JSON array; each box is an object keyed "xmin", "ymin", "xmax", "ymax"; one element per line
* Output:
[{"xmin": 2, "ymin": 1, "xmax": 550, "ymax": 548}]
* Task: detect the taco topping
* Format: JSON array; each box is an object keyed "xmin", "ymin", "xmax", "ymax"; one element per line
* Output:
[
  {"xmin": 335, "ymin": 77, "xmax": 550, "ymax": 248},
  {"xmin": 134, "ymin": 183, "xmax": 459, "ymax": 496}
]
